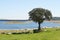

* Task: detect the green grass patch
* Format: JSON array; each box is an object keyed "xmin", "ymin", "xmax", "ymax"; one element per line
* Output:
[{"xmin": 0, "ymin": 28, "xmax": 60, "ymax": 40}]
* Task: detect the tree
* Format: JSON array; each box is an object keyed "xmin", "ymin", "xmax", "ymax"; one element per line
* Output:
[{"xmin": 28, "ymin": 8, "xmax": 52, "ymax": 31}]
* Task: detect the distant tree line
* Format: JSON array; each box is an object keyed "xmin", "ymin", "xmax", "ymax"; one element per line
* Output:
[{"xmin": 52, "ymin": 17, "xmax": 60, "ymax": 20}]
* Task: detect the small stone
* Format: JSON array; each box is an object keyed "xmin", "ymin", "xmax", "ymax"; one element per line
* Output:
[{"xmin": 7, "ymin": 32, "xmax": 12, "ymax": 35}]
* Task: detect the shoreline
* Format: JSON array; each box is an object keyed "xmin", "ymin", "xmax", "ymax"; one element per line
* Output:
[{"xmin": 0, "ymin": 27, "xmax": 60, "ymax": 33}]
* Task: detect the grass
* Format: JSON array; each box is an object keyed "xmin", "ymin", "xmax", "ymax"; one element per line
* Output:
[{"xmin": 0, "ymin": 28, "xmax": 60, "ymax": 40}]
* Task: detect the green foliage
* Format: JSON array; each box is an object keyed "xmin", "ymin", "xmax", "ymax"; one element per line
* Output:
[{"xmin": 29, "ymin": 8, "xmax": 52, "ymax": 22}]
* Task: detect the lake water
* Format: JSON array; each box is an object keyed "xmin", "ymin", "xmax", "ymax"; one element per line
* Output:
[{"xmin": 0, "ymin": 20, "xmax": 60, "ymax": 30}]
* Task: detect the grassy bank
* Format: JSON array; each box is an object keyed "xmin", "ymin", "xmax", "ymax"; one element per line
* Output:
[{"xmin": 0, "ymin": 28, "xmax": 60, "ymax": 40}]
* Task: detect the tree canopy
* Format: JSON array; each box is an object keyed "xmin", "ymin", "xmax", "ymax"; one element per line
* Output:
[{"xmin": 29, "ymin": 8, "xmax": 52, "ymax": 22}]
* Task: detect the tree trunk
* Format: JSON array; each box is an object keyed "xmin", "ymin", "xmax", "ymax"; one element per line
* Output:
[{"xmin": 38, "ymin": 22, "xmax": 41, "ymax": 31}]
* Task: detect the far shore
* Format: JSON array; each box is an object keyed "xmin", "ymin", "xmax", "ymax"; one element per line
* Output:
[{"xmin": 44, "ymin": 20, "xmax": 60, "ymax": 23}]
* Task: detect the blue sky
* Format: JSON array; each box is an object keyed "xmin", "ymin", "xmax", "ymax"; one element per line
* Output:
[{"xmin": 0, "ymin": 0, "xmax": 60, "ymax": 20}]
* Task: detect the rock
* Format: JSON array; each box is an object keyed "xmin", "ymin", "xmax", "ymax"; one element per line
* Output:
[{"xmin": 6, "ymin": 32, "xmax": 12, "ymax": 35}]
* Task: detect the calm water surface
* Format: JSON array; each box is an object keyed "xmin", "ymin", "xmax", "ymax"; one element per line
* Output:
[{"xmin": 0, "ymin": 20, "xmax": 60, "ymax": 30}]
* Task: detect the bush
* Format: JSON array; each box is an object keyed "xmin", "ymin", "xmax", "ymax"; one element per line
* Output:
[
  {"xmin": 33, "ymin": 29, "xmax": 39, "ymax": 33},
  {"xmin": 1, "ymin": 32, "xmax": 6, "ymax": 34}
]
